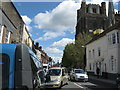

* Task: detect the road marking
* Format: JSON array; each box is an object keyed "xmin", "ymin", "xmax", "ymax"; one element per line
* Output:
[{"xmin": 74, "ymin": 83, "xmax": 84, "ymax": 88}]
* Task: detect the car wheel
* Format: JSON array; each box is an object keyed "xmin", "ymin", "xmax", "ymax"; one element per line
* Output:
[{"xmin": 73, "ymin": 77, "xmax": 76, "ymax": 81}]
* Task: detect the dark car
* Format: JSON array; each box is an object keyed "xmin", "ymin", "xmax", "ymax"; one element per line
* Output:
[{"xmin": 116, "ymin": 74, "xmax": 120, "ymax": 90}]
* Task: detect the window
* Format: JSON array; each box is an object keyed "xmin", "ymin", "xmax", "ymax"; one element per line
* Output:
[
  {"xmin": 93, "ymin": 49, "xmax": 95, "ymax": 58},
  {"xmin": 117, "ymin": 32, "xmax": 119, "ymax": 44},
  {"xmin": 89, "ymin": 50, "xmax": 91, "ymax": 59},
  {"xmin": 89, "ymin": 63, "xmax": 91, "ymax": 70},
  {"xmin": 30, "ymin": 55, "xmax": 42, "ymax": 69},
  {"xmin": 93, "ymin": 8, "xmax": 96, "ymax": 13},
  {"xmin": 93, "ymin": 63, "xmax": 95, "ymax": 70},
  {"xmin": 0, "ymin": 53, "xmax": 10, "ymax": 88},
  {"xmin": 74, "ymin": 69, "xmax": 85, "ymax": 74},
  {"xmin": 111, "ymin": 60, "xmax": 114, "ymax": 71},
  {"xmin": 105, "ymin": 63, "xmax": 106, "ymax": 72},
  {"xmin": 48, "ymin": 69, "xmax": 61, "ymax": 76},
  {"xmin": 112, "ymin": 33, "xmax": 116, "ymax": 44},
  {"xmin": 98, "ymin": 48, "xmax": 101, "ymax": 56},
  {"xmin": 5, "ymin": 30, "xmax": 9, "ymax": 43}
]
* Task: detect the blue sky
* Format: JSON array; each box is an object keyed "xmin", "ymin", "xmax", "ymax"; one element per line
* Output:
[{"xmin": 13, "ymin": 0, "xmax": 119, "ymax": 63}]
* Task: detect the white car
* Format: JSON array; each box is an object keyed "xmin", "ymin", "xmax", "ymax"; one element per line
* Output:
[
  {"xmin": 70, "ymin": 69, "xmax": 88, "ymax": 82},
  {"xmin": 45, "ymin": 67, "xmax": 69, "ymax": 88}
]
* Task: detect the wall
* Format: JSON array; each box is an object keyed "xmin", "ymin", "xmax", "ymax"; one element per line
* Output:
[
  {"xmin": 2, "ymin": 1, "xmax": 24, "ymax": 43},
  {"xmin": 86, "ymin": 29, "xmax": 120, "ymax": 79},
  {"xmin": 22, "ymin": 25, "xmax": 32, "ymax": 49}
]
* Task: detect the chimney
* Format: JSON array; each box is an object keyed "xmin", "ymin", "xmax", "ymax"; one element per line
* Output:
[{"xmin": 36, "ymin": 42, "xmax": 39, "ymax": 48}]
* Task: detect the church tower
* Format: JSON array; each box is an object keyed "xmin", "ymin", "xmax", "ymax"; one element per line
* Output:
[
  {"xmin": 75, "ymin": 1, "xmax": 110, "ymax": 39},
  {"xmin": 108, "ymin": 0, "xmax": 115, "ymax": 26}
]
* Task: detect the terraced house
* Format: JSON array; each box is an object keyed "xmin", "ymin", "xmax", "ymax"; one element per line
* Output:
[
  {"xmin": 86, "ymin": 22, "xmax": 120, "ymax": 80},
  {"xmin": 0, "ymin": 0, "xmax": 33, "ymax": 49},
  {"xmin": 0, "ymin": 0, "xmax": 24, "ymax": 44}
]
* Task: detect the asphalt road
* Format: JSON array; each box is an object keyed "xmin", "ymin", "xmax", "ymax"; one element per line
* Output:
[{"xmin": 59, "ymin": 79, "xmax": 118, "ymax": 90}]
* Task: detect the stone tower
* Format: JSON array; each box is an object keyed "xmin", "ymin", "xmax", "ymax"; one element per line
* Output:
[
  {"xmin": 108, "ymin": 0, "xmax": 115, "ymax": 26},
  {"xmin": 75, "ymin": 0, "xmax": 114, "ymax": 39}
]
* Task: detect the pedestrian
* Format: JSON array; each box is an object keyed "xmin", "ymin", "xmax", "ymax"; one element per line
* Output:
[{"xmin": 96, "ymin": 67, "xmax": 100, "ymax": 78}]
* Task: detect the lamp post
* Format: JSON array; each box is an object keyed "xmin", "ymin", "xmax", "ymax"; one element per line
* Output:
[{"xmin": 82, "ymin": 45, "xmax": 86, "ymax": 71}]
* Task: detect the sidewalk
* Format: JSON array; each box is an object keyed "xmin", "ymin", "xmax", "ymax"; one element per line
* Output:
[{"xmin": 89, "ymin": 75, "xmax": 116, "ymax": 85}]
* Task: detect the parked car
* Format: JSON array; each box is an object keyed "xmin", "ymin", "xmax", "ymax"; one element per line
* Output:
[
  {"xmin": 45, "ymin": 67, "xmax": 69, "ymax": 88},
  {"xmin": 0, "ymin": 43, "xmax": 45, "ymax": 89},
  {"xmin": 70, "ymin": 69, "xmax": 88, "ymax": 82},
  {"xmin": 116, "ymin": 74, "xmax": 120, "ymax": 90}
]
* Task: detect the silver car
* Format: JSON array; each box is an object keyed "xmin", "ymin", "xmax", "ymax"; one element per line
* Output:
[{"xmin": 70, "ymin": 69, "xmax": 88, "ymax": 82}]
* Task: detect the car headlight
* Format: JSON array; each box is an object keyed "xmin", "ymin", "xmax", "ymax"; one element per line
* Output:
[{"xmin": 85, "ymin": 75, "xmax": 88, "ymax": 78}]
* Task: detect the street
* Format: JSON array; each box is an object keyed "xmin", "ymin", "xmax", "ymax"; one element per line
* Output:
[{"xmin": 59, "ymin": 79, "xmax": 117, "ymax": 90}]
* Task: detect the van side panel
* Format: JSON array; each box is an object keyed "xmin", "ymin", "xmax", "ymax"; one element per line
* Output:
[{"xmin": 15, "ymin": 44, "xmax": 33, "ymax": 88}]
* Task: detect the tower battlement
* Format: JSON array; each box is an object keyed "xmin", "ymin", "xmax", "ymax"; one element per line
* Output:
[{"xmin": 75, "ymin": 0, "xmax": 115, "ymax": 38}]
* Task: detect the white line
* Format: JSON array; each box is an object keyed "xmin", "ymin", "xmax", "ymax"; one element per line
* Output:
[{"xmin": 74, "ymin": 83, "xmax": 84, "ymax": 88}]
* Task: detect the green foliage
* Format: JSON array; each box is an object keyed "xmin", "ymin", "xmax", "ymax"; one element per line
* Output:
[{"xmin": 62, "ymin": 33, "xmax": 92, "ymax": 69}]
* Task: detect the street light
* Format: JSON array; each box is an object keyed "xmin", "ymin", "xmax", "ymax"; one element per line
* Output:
[
  {"xmin": 81, "ymin": 45, "xmax": 86, "ymax": 70},
  {"xmin": 82, "ymin": 45, "xmax": 85, "ymax": 48}
]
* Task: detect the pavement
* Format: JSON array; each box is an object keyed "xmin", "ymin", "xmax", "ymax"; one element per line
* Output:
[{"xmin": 89, "ymin": 75, "xmax": 116, "ymax": 85}]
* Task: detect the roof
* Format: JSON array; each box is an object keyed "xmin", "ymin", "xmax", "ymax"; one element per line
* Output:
[{"xmin": 87, "ymin": 21, "xmax": 120, "ymax": 45}]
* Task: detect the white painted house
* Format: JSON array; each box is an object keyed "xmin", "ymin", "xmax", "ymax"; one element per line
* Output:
[{"xmin": 86, "ymin": 22, "xmax": 120, "ymax": 80}]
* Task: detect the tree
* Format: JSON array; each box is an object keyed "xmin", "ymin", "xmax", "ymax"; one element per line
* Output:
[
  {"xmin": 62, "ymin": 32, "xmax": 92, "ymax": 69},
  {"xmin": 62, "ymin": 43, "xmax": 76, "ymax": 68},
  {"xmin": 75, "ymin": 33, "xmax": 92, "ymax": 69}
]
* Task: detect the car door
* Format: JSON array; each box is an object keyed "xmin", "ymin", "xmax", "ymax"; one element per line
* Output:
[
  {"xmin": 64, "ymin": 68, "xmax": 69, "ymax": 83},
  {"xmin": 72, "ymin": 70, "xmax": 76, "ymax": 79},
  {"xmin": 62, "ymin": 69, "xmax": 66, "ymax": 85}
]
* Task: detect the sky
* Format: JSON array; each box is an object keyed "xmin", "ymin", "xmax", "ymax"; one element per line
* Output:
[{"xmin": 13, "ymin": 0, "xmax": 120, "ymax": 63}]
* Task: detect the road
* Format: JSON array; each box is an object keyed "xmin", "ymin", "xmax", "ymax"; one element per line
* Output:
[{"xmin": 59, "ymin": 79, "xmax": 118, "ymax": 90}]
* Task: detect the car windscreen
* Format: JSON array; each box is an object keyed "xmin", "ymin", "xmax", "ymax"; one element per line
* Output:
[
  {"xmin": 74, "ymin": 70, "xmax": 85, "ymax": 74},
  {"xmin": 0, "ymin": 53, "xmax": 10, "ymax": 88},
  {"xmin": 47, "ymin": 69, "xmax": 61, "ymax": 76}
]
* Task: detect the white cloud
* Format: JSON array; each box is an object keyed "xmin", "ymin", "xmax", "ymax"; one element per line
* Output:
[
  {"xmin": 35, "ymin": 31, "xmax": 65, "ymax": 41},
  {"xmin": 45, "ymin": 47, "xmax": 63, "ymax": 54},
  {"xmin": 44, "ymin": 38, "xmax": 74, "ymax": 63},
  {"xmin": 51, "ymin": 38, "xmax": 75, "ymax": 47},
  {"xmin": 21, "ymin": 15, "xmax": 32, "ymax": 31},
  {"xmin": 34, "ymin": 0, "xmax": 80, "ymax": 41}
]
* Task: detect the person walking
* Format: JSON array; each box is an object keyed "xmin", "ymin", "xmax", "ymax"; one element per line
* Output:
[{"xmin": 96, "ymin": 67, "xmax": 100, "ymax": 78}]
